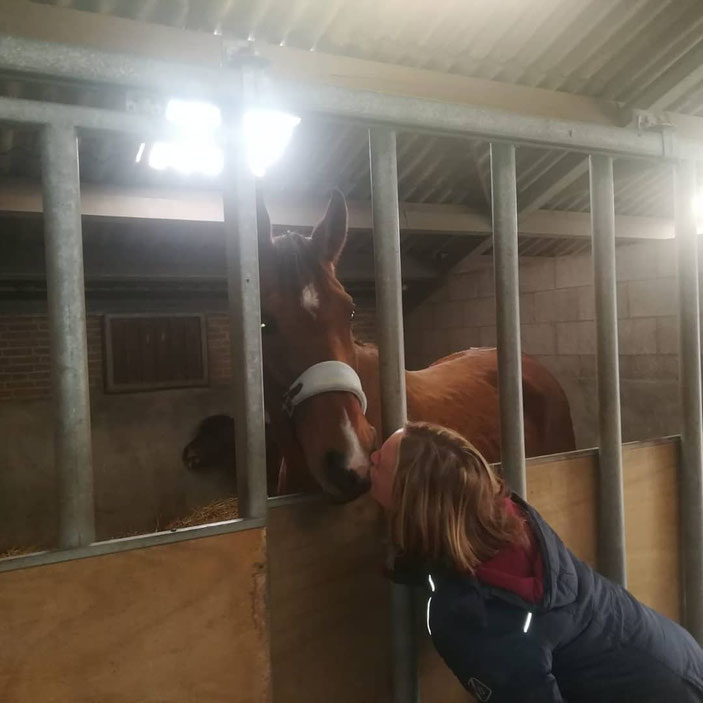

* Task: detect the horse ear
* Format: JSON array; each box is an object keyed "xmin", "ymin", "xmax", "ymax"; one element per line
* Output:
[{"xmin": 312, "ymin": 189, "xmax": 348, "ymax": 266}]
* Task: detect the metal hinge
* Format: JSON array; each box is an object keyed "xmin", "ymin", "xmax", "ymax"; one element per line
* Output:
[{"xmin": 631, "ymin": 108, "xmax": 675, "ymax": 159}]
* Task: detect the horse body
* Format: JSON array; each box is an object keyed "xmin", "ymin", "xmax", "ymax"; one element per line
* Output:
[
  {"xmin": 276, "ymin": 341, "xmax": 575, "ymax": 494},
  {"xmin": 184, "ymin": 190, "xmax": 576, "ymax": 502}
]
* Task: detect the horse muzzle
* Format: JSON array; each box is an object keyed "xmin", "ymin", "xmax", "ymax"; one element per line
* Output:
[{"xmin": 324, "ymin": 450, "xmax": 372, "ymax": 501}]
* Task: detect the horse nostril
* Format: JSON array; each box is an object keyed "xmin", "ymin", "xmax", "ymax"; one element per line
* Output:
[{"xmin": 325, "ymin": 451, "xmax": 371, "ymax": 500}]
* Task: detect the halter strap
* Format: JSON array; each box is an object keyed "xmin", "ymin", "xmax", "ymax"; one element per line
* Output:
[{"xmin": 282, "ymin": 360, "xmax": 368, "ymax": 418}]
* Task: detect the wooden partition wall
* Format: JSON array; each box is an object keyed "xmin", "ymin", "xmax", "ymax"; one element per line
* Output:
[
  {"xmin": 268, "ymin": 437, "xmax": 681, "ymax": 703},
  {"xmin": 0, "ymin": 439, "xmax": 679, "ymax": 703},
  {"xmin": 0, "ymin": 529, "xmax": 271, "ymax": 703}
]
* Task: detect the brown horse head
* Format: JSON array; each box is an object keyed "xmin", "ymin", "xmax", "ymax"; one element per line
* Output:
[{"xmin": 258, "ymin": 190, "xmax": 377, "ymax": 501}]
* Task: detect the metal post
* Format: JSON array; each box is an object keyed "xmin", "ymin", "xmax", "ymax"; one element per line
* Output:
[
  {"xmin": 40, "ymin": 124, "xmax": 95, "ymax": 549},
  {"xmin": 369, "ymin": 127, "xmax": 418, "ymax": 703},
  {"xmin": 589, "ymin": 154, "xmax": 627, "ymax": 587},
  {"xmin": 674, "ymin": 159, "xmax": 703, "ymax": 643},
  {"xmin": 222, "ymin": 67, "xmax": 268, "ymax": 521},
  {"xmin": 490, "ymin": 142, "xmax": 527, "ymax": 498}
]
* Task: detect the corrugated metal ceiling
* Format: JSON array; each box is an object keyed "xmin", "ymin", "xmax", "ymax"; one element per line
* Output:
[
  {"xmin": 28, "ymin": 0, "xmax": 703, "ymax": 113},
  {"xmin": 1, "ymin": 0, "xmax": 700, "ymax": 264}
]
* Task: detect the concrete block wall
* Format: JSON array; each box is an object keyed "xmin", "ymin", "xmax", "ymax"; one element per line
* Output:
[{"xmin": 404, "ymin": 239, "xmax": 683, "ymax": 448}]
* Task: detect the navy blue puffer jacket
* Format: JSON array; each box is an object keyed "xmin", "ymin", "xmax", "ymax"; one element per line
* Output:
[{"xmin": 420, "ymin": 496, "xmax": 703, "ymax": 702}]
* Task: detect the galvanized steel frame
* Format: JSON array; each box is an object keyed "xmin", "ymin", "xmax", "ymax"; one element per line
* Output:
[
  {"xmin": 490, "ymin": 142, "xmax": 527, "ymax": 498},
  {"xmin": 41, "ymin": 123, "xmax": 95, "ymax": 550},
  {"xmin": 674, "ymin": 160, "xmax": 703, "ymax": 643},
  {"xmin": 369, "ymin": 127, "xmax": 418, "ymax": 702},
  {"xmin": 589, "ymin": 155, "xmax": 627, "ymax": 588},
  {"xmin": 0, "ymin": 30, "xmax": 700, "ymax": 694}
]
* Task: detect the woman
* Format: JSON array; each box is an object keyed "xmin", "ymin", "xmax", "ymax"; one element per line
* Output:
[{"xmin": 369, "ymin": 422, "xmax": 703, "ymax": 703}]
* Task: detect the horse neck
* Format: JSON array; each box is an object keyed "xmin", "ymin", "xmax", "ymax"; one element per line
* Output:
[
  {"xmin": 354, "ymin": 342, "xmax": 380, "ymax": 388},
  {"xmin": 354, "ymin": 342, "xmax": 390, "ymax": 432}
]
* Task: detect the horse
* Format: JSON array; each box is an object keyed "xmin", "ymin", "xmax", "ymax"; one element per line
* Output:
[
  {"xmin": 181, "ymin": 413, "xmax": 282, "ymax": 496},
  {"xmin": 257, "ymin": 190, "xmax": 576, "ymax": 502}
]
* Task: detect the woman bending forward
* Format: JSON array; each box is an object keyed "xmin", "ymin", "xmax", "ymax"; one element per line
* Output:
[{"xmin": 369, "ymin": 422, "xmax": 703, "ymax": 703}]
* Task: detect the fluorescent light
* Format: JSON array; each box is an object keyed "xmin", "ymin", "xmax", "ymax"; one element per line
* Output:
[
  {"xmin": 147, "ymin": 99, "xmax": 224, "ymax": 177},
  {"xmin": 148, "ymin": 140, "xmax": 224, "ymax": 176},
  {"xmin": 146, "ymin": 99, "xmax": 300, "ymax": 178},
  {"xmin": 165, "ymin": 99, "xmax": 221, "ymax": 132},
  {"xmin": 243, "ymin": 108, "xmax": 301, "ymax": 178},
  {"xmin": 135, "ymin": 142, "xmax": 146, "ymax": 163}
]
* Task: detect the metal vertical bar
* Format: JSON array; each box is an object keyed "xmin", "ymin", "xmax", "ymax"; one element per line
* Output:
[
  {"xmin": 674, "ymin": 159, "xmax": 703, "ymax": 643},
  {"xmin": 222, "ymin": 66, "xmax": 268, "ymax": 521},
  {"xmin": 490, "ymin": 142, "xmax": 527, "ymax": 498},
  {"xmin": 40, "ymin": 124, "xmax": 95, "ymax": 549},
  {"xmin": 589, "ymin": 154, "xmax": 627, "ymax": 587},
  {"xmin": 369, "ymin": 127, "xmax": 418, "ymax": 703}
]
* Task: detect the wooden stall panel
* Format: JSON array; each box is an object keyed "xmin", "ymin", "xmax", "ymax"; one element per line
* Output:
[
  {"xmin": 268, "ymin": 495, "xmax": 471, "ymax": 703},
  {"xmin": 623, "ymin": 440, "xmax": 680, "ymax": 621},
  {"xmin": 527, "ymin": 452, "xmax": 598, "ymax": 567},
  {"xmin": 268, "ymin": 495, "xmax": 392, "ymax": 703},
  {"xmin": 0, "ymin": 529, "xmax": 271, "ymax": 703}
]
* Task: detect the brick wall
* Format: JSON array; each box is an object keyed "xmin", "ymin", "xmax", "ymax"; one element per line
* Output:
[
  {"xmin": 404, "ymin": 239, "xmax": 683, "ymax": 447},
  {"xmin": 206, "ymin": 314, "xmax": 232, "ymax": 386},
  {"xmin": 0, "ymin": 303, "xmax": 379, "ymax": 401},
  {"xmin": 204, "ymin": 303, "xmax": 377, "ymax": 387},
  {"xmin": 0, "ymin": 315, "xmax": 102, "ymax": 401}
]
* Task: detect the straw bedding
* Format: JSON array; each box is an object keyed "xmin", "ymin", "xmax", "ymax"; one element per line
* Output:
[{"xmin": 0, "ymin": 496, "xmax": 240, "ymax": 560}]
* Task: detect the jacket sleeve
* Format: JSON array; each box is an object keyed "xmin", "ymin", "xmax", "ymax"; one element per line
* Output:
[{"xmin": 430, "ymin": 607, "xmax": 564, "ymax": 703}]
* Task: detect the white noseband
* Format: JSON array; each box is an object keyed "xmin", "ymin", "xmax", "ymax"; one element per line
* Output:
[{"xmin": 282, "ymin": 361, "xmax": 368, "ymax": 418}]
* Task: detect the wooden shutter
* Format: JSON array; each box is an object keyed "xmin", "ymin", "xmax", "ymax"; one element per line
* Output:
[{"xmin": 104, "ymin": 314, "xmax": 208, "ymax": 392}]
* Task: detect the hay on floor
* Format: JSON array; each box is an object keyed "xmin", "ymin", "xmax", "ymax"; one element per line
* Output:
[
  {"xmin": 0, "ymin": 545, "xmax": 42, "ymax": 560},
  {"xmin": 163, "ymin": 497, "xmax": 240, "ymax": 530},
  {"xmin": 0, "ymin": 497, "xmax": 240, "ymax": 561}
]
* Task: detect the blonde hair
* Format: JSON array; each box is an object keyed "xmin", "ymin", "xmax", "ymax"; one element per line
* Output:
[{"xmin": 390, "ymin": 422, "xmax": 526, "ymax": 574}]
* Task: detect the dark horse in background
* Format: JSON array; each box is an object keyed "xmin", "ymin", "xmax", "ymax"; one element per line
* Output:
[
  {"xmin": 182, "ymin": 414, "xmax": 282, "ymax": 496},
  {"xmin": 182, "ymin": 191, "xmax": 575, "ymax": 500}
]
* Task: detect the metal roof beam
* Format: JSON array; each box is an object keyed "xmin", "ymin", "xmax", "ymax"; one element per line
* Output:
[{"xmin": 0, "ymin": 180, "xmax": 674, "ymax": 241}]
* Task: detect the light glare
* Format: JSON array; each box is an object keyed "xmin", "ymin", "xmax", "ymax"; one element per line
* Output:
[
  {"xmin": 148, "ymin": 140, "xmax": 224, "ymax": 176},
  {"xmin": 693, "ymin": 192, "xmax": 703, "ymax": 234},
  {"xmin": 165, "ymin": 99, "xmax": 221, "ymax": 132},
  {"xmin": 693, "ymin": 192, "xmax": 703, "ymax": 218},
  {"xmin": 147, "ymin": 100, "xmax": 300, "ymax": 178},
  {"xmin": 243, "ymin": 109, "xmax": 301, "ymax": 178}
]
